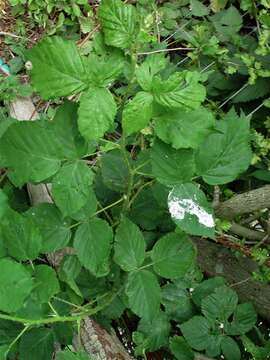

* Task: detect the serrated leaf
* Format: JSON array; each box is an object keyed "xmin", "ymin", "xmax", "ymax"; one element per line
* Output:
[
  {"xmin": 151, "ymin": 140, "xmax": 195, "ymax": 186},
  {"xmin": 192, "ymin": 276, "xmax": 226, "ymax": 307},
  {"xmin": 52, "ymin": 161, "xmax": 94, "ymax": 216},
  {"xmin": 136, "ymin": 54, "xmax": 168, "ymax": 92},
  {"xmin": 232, "ymin": 78, "xmax": 270, "ymax": 103},
  {"xmin": 25, "ymin": 203, "xmax": 71, "ymax": 253},
  {"xmin": 32, "ymin": 265, "xmax": 60, "ymax": 303},
  {"xmin": 78, "ymin": 87, "xmax": 116, "ymax": 141},
  {"xmin": 114, "ymin": 217, "xmax": 146, "ymax": 271},
  {"xmin": 98, "ymin": 0, "xmax": 138, "ymax": 49},
  {"xmin": 155, "ymin": 107, "xmax": 215, "ymax": 149},
  {"xmin": 59, "ymin": 255, "xmax": 82, "ymax": 298},
  {"xmin": 211, "ymin": 6, "xmax": 242, "ymax": 41},
  {"xmin": 201, "ymin": 286, "xmax": 238, "ymax": 323},
  {"xmin": 19, "ymin": 328, "xmax": 54, "ymax": 360},
  {"xmin": 168, "ymin": 183, "xmax": 215, "ymax": 238},
  {"xmin": 122, "ymin": 92, "xmax": 153, "ymax": 136},
  {"xmin": 221, "ymin": 337, "xmax": 241, "ymax": 360},
  {"xmin": 126, "ymin": 270, "xmax": 161, "ymax": 320},
  {"xmin": 137, "ymin": 311, "xmax": 171, "ymax": 352},
  {"xmin": 1, "ymin": 210, "xmax": 42, "ymax": 261},
  {"xmin": 151, "ymin": 232, "xmax": 195, "ymax": 279},
  {"xmin": 0, "ymin": 258, "xmax": 33, "ymax": 313},
  {"xmin": 226, "ymin": 303, "xmax": 257, "ymax": 335},
  {"xmin": 74, "ymin": 218, "xmax": 112, "ymax": 277},
  {"xmin": 153, "ymin": 72, "xmax": 206, "ymax": 111},
  {"xmin": 27, "ymin": 37, "xmax": 87, "ymax": 99},
  {"xmin": 190, "ymin": 0, "xmax": 210, "ymax": 16},
  {"xmin": 169, "ymin": 336, "xmax": 194, "ymax": 360},
  {"xmin": 70, "ymin": 188, "xmax": 98, "ymax": 221},
  {"xmin": 195, "ymin": 109, "xmax": 251, "ymax": 185}
]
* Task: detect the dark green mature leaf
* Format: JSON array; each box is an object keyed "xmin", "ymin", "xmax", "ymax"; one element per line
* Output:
[
  {"xmin": 168, "ymin": 183, "xmax": 215, "ymax": 238},
  {"xmin": 78, "ymin": 87, "xmax": 117, "ymax": 141},
  {"xmin": 126, "ymin": 270, "xmax": 161, "ymax": 320},
  {"xmin": 122, "ymin": 92, "xmax": 153, "ymax": 136},
  {"xmin": 0, "ymin": 258, "xmax": 33, "ymax": 313},
  {"xmin": 74, "ymin": 218, "xmax": 112, "ymax": 277},
  {"xmin": 151, "ymin": 232, "xmax": 195, "ymax": 279},
  {"xmin": 52, "ymin": 161, "xmax": 94, "ymax": 216},
  {"xmin": 155, "ymin": 107, "xmax": 215, "ymax": 149},
  {"xmin": 98, "ymin": 0, "xmax": 138, "ymax": 49},
  {"xmin": 25, "ymin": 203, "xmax": 71, "ymax": 253},
  {"xmin": 151, "ymin": 140, "xmax": 195, "ymax": 186},
  {"xmin": 196, "ymin": 109, "xmax": 251, "ymax": 185},
  {"xmin": 0, "ymin": 190, "xmax": 8, "ymax": 219},
  {"xmin": 201, "ymin": 286, "xmax": 238, "ymax": 323},
  {"xmin": 192, "ymin": 277, "xmax": 226, "ymax": 307},
  {"xmin": 2, "ymin": 210, "xmax": 42, "ymax": 261},
  {"xmin": 232, "ymin": 78, "xmax": 270, "ymax": 103},
  {"xmin": 27, "ymin": 37, "xmax": 87, "ymax": 99},
  {"xmin": 226, "ymin": 303, "xmax": 257, "ymax": 335},
  {"xmin": 58, "ymin": 255, "xmax": 82, "ymax": 298},
  {"xmin": 169, "ymin": 336, "xmax": 194, "ymax": 360},
  {"xmin": 136, "ymin": 54, "xmax": 168, "ymax": 92},
  {"xmin": 0, "ymin": 345, "xmax": 8, "ymax": 359},
  {"xmin": 221, "ymin": 337, "xmax": 241, "ymax": 360},
  {"xmin": 114, "ymin": 217, "xmax": 146, "ymax": 271},
  {"xmin": 32, "ymin": 265, "xmax": 59, "ymax": 303},
  {"xmin": 153, "ymin": 72, "xmax": 206, "ymax": 111},
  {"xmin": 19, "ymin": 328, "xmax": 55, "ymax": 360},
  {"xmin": 190, "ymin": 0, "xmax": 209, "ymax": 16},
  {"xmin": 137, "ymin": 311, "xmax": 171, "ymax": 351},
  {"xmin": 70, "ymin": 188, "xmax": 98, "ymax": 221},
  {"xmin": 252, "ymin": 169, "xmax": 270, "ymax": 182},
  {"xmin": 162, "ymin": 283, "xmax": 194, "ymax": 323},
  {"xmin": 211, "ymin": 6, "xmax": 242, "ymax": 41}
]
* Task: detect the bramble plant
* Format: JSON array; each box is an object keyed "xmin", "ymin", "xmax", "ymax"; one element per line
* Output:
[{"xmin": 0, "ymin": 0, "xmax": 270, "ymax": 359}]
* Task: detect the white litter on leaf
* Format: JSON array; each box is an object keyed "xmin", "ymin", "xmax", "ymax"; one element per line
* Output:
[{"xmin": 168, "ymin": 195, "xmax": 214, "ymax": 228}]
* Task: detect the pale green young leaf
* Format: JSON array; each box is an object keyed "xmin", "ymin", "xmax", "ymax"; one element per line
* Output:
[
  {"xmin": 98, "ymin": 0, "xmax": 138, "ymax": 49},
  {"xmin": 74, "ymin": 218, "xmax": 112, "ymax": 277},
  {"xmin": 168, "ymin": 183, "xmax": 215, "ymax": 238},
  {"xmin": 153, "ymin": 72, "xmax": 206, "ymax": 110},
  {"xmin": 155, "ymin": 107, "xmax": 215, "ymax": 149},
  {"xmin": 27, "ymin": 37, "xmax": 87, "ymax": 99},
  {"xmin": 221, "ymin": 337, "xmax": 241, "ymax": 360},
  {"xmin": 0, "ymin": 258, "xmax": 33, "ymax": 313},
  {"xmin": 19, "ymin": 328, "xmax": 55, "ymax": 360},
  {"xmin": 114, "ymin": 217, "xmax": 146, "ymax": 271},
  {"xmin": 1, "ymin": 210, "xmax": 42, "ymax": 261},
  {"xmin": 32, "ymin": 265, "xmax": 60, "ymax": 303},
  {"xmin": 122, "ymin": 92, "xmax": 153, "ymax": 136},
  {"xmin": 169, "ymin": 336, "xmax": 194, "ymax": 360},
  {"xmin": 195, "ymin": 109, "xmax": 251, "ymax": 185},
  {"xmin": 126, "ymin": 270, "xmax": 161, "ymax": 320},
  {"xmin": 151, "ymin": 140, "xmax": 195, "ymax": 186},
  {"xmin": 52, "ymin": 161, "xmax": 94, "ymax": 217},
  {"xmin": 78, "ymin": 87, "xmax": 117, "ymax": 141},
  {"xmin": 151, "ymin": 232, "xmax": 195, "ymax": 279},
  {"xmin": 25, "ymin": 203, "xmax": 71, "ymax": 253}
]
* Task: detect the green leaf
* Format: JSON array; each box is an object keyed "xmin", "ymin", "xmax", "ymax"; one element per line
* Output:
[
  {"xmin": 32, "ymin": 265, "xmax": 60, "ymax": 303},
  {"xmin": 0, "ymin": 258, "xmax": 33, "ymax": 313},
  {"xmin": 153, "ymin": 72, "xmax": 206, "ymax": 111},
  {"xmin": 192, "ymin": 277, "xmax": 226, "ymax": 307},
  {"xmin": 122, "ymin": 92, "xmax": 153, "ymax": 136},
  {"xmin": 162, "ymin": 283, "xmax": 194, "ymax": 323},
  {"xmin": 221, "ymin": 337, "xmax": 241, "ymax": 360},
  {"xmin": 27, "ymin": 37, "xmax": 87, "ymax": 99},
  {"xmin": 0, "ymin": 190, "xmax": 8, "ymax": 219},
  {"xmin": 52, "ymin": 161, "xmax": 94, "ymax": 216},
  {"xmin": 114, "ymin": 217, "xmax": 146, "ymax": 271},
  {"xmin": 126, "ymin": 270, "xmax": 161, "ymax": 320},
  {"xmin": 180, "ymin": 316, "xmax": 214, "ymax": 351},
  {"xmin": 70, "ymin": 188, "xmax": 98, "ymax": 221},
  {"xmin": 137, "ymin": 311, "xmax": 171, "ymax": 351},
  {"xmin": 201, "ymin": 286, "xmax": 238, "ymax": 323},
  {"xmin": 169, "ymin": 336, "xmax": 194, "ymax": 360},
  {"xmin": 0, "ymin": 345, "xmax": 8, "ymax": 359},
  {"xmin": 19, "ymin": 328, "xmax": 55, "ymax": 360},
  {"xmin": 252, "ymin": 169, "xmax": 270, "ymax": 182},
  {"xmin": 25, "ymin": 203, "xmax": 71, "ymax": 253},
  {"xmin": 195, "ymin": 109, "xmax": 251, "ymax": 185},
  {"xmin": 1, "ymin": 210, "xmax": 42, "ymax": 261},
  {"xmin": 98, "ymin": 0, "xmax": 138, "ymax": 49},
  {"xmin": 151, "ymin": 232, "xmax": 195, "ymax": 279},
  {"xmin": 168, "ymin": 183, "xmax": 215, "ymax": 238},
  {"xmin": 56, "ymin": 350, "xmax": 89, "ymax": 360},
  {"xmin": 78, "ymin": 87, "xmax": 117, "ymax": 141},
  {"xmin": 101, "ymin": 149, "xmax": 130, "ymax": 192},
  {"xmin": 151, "ymin": 140, "xmax": 195, "ymax": 186},
  {"xmin": 74, "ymin": 218, "xmax": 112, "ymax": 277},
  {"xmin": 211, "ymin": 6, "xmax": 243, "ymax": 41},
  {"xmin": 232, "ymin": 78, "xmax": 270, "ymax": 103},
  {"xmin": 58, "ymin": 255, "xmax": 82, "ymax": 298},
  {"xmin": 226, "ymin": 303, "xmax": 257, "ymax": 335},
  {"xmin": 240, "ymin": 335, "xmax": 267, "ymax": 360},
  {"xmin": 136, "ymin": 54, "xmax": 168, "ymax": 92},
  {"xmin": 190, "ymin": 0, "xmax": 210, "ymax": 16},
  {"xmin": 155, "ymin": 107, "xmax": 215, "ymax": 149}
]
